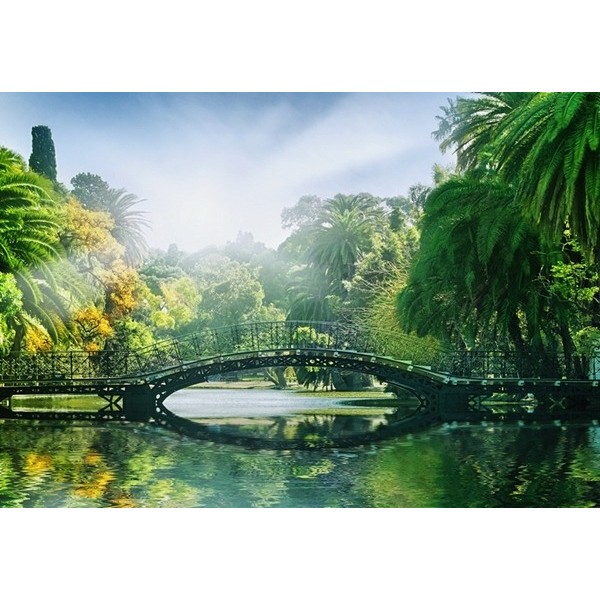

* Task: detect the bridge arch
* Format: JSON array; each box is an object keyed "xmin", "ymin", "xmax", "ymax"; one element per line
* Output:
[
  {"xmin": 144, "ymin": 348, "xmax": 444, "ymax": 424},
  {"xmin": 140, "ymin": 348, "xmax": 444, "ymax": 448}
]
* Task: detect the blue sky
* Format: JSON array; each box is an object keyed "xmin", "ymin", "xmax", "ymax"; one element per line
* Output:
[{"xmin": 0, "ymin": 92, "xmax": 461, "ymax": 251}]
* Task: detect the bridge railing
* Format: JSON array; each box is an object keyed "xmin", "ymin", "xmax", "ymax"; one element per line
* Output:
[
  {"xmin": 0, "ymin": 349, "xmax": 135, "ymax": 382},
  {"xmin": 126, "ymin": 320, "xmax": 447, "ymax": 376},
  {"xmin": 0, "ymin": 320, "xmax": 587, "ymax": 383},
  {"xmin": 436, "ymin": 349, "xmax": 584, "ymax": 379}
]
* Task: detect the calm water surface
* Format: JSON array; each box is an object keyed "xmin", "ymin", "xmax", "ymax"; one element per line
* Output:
[{"xmin": 2, "ymin": 388, "xmax": 600, "ymax": 507}]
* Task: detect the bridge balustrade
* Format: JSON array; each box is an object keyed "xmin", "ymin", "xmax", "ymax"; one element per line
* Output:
[{"xmin": 0, "ymin": 320, "xmax": 588, "ymax": 384}]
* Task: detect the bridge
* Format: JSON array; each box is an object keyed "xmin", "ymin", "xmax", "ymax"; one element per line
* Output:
[{"xmin": 0, "ymin": 320, "xmax": 599, "ymax": 443}]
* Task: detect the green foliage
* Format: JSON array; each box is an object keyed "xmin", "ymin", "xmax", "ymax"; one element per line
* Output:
[
  {"xmin": 0, "ymin": 147, "xmax": 62, "ymax": 273},
  {"xmin": 434, "ymin": 93, "xmax": 535, "ymax": 171},
  {"xmin": 574, "ymin": 327, "xmax": 600, "ymax": 356},
  {"xmin": 286, "ymin": 266, "xmax": 342, "ymax": 322},
  {"xmin": 70, "ymin": 172, "xmax": 111, "ymax": 210},
  {"xmin": 425, "ymin": 92, "xmax": 600, "ymax": 360},
  {"xmin": 109, "ymin": 318, "xmax": 156, "ymax": 351},
  {"xmin": 190, "ymin": 254, "xmax": 265, "ymax": 329},
  {"xmin": 291, "ymin": 326, "xmax": 335, "ymax": 390},
  {"xmin": 139, "ymin": 245, "xmax": 187, "ymax": 295},
  {"xmin": 101, "ymin": 188, "xmax": 149, "ymax": 266},
  {"xmin": 397, "ymin": 169, "xmax": 557, "ymax": 349},
  {"xmin": 28, "ymin": 125, "xmax": 57, "ymax": 182},
  {"xmin": 0, "ymin": 146, "xmax": 81, "ymax": 350},
  {"xmin": 70, "ymin": 172, "xmax": 149, "ymax": 266},
  {"xmin": 282, "ymin": 191, "xmax": 420, "ymax": 329},
  {"xmin": 0, "ymin": 273, "xmax": 22, "ymax": 352},
  {"xmin": 149, "ymin": 276, "xmax": 200, "ymax": 335},
  {"xmin": 223, "ymin": 232, "xmax": 291, "ymax": 309},
  {"xmin": 436, "ymin": 92, "xmax": 600, "ymax": 261},
  {"xmin": 281, "ymin": 194, "xmax": 323, "ymax": 231}
]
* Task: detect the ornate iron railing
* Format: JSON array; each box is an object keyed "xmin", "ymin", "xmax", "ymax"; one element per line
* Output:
[
  {"xmin": 0, "ymin": 320, "xmax": 591, "ymax": 384},
  {"xmin": 130, "ymin": 320, "xmax": 444, "ymax": 376},
  {"xmin": 438, "ymin": 350, "xmax": 574, "ymax": 379}
]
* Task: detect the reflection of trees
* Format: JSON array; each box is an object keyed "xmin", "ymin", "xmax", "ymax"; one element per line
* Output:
[
  {"xmin": 356, "ymin": 442, "xmax": 445, "ymax": 507},
  {"xmin": 3, "ymin": 421, "xmax": 600, "ymax": 507},
  {"xmin": 0, "ymin": 422, "xmax": 342, "ymax": 507},
  {"xmin": 356, "ymin": 424, "xmax": 600, "ymax": 507},
  {"xmin": 411, "ymin": 426, "xmax": 591, "ymax": 507},
  {"xmin": 0, "ymin": 424, "xmax": 202, "ymax": 507}
]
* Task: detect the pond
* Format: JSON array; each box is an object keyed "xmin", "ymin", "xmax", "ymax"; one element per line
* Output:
[{"xmin": 1, "ymin": 386, "xmax": 600, "ymax": 507}]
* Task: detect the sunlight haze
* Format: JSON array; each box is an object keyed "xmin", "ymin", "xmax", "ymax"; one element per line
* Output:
[{"xmin": 0, "ymin": 92, "xmax": 458, "ymax": 251}]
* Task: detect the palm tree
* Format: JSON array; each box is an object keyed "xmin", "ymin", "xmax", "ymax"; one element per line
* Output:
[
  {"xmin": 425, "ymin": 93, "xmax": 600, "ymax": 371},
  {"xmin": 434, "ymin": 93, "xmax": 535, "ymax": 172},
  {"xmin": 70, "ymin": 173, "xmax": 150, "ymax": 267},
  {"xmin": 397, "ymin": 170, "xmax": 561, "ymax": 355},
  {"xmin": 101, "ymin": 188, "xmax": 149, "ymax": 266},
  {"xmin": 307, "ymin": 194, "xmax": 385, "ymax": 295},
  {"xmin": 0, "ymin": 148, "xmax": 61, "ymax": 270},
  {"xmin": 0, "ymin": 147, "xmax": 79, "ymax": 351},
  {"xmin": 492, "ymin": 93, "xmax": 600, "ymax": 261},
  {"xmin": 287, "ymin": 266, "xmax": 340, "ymax": 322},
  {"xmin": 436, "ymin": 93, "xmax": 600, "ymax": 261}
]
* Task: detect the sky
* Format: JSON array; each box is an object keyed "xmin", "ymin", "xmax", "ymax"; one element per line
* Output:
[{"xmin": 0, "ymin": 92, "xmax": 460, "ymax": 252}]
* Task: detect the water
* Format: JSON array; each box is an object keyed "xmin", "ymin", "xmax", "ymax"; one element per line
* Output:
[{"xmin": 2, "ymin": 387, "xmax": 600, "ymax": 507}]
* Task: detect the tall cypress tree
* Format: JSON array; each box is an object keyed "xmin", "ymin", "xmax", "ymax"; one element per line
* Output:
[{"xmin": 29, "ymin": 125, "xmax": 57, "ymax": 182}]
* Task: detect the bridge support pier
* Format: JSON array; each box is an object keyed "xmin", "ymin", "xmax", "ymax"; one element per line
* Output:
[{"xmin": 122, "ymin": 386, "xmax": 155, "ymax": 422}]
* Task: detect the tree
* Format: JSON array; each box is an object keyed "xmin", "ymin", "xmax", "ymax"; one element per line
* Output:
[
  {"xmin": 101, "ymin": 188, "xmax": 149, "ymax": 266},
  {"xmin": 61, "ymin": 195, "xmax": 147, "ymax": 349},
  {"xmin": 70, "ymin": 172, "xmax": 111, "ymax": 210},
  {"xmin": 0, "ymin": 148, "xmax": 61, "ymax": 272},
  {"xmin": 435, "ymin": 92, "xmax": 600, "ymax": 261},
  {"xmin": 281, "ymin": 195, "xmax": 323, "ymax": 231},
  {"xmin": 223, "ymin": 232, "xmax": 291, "ymax": 309},
  {"xmin": 431, "ymin": 92, "xmax": 600, "ymax": 359},
  {"xmin": 308, "ymin": 204, "xmax": 373, "ymax": 290},
  {"xmin": 286, "ymin": 266, "xmax": 341, "ymax": 322},
  {"xmin": 281, "ymin": 190, "xmax": 422, "ymax": 338},
  {"xmin": 0, "ymin": 273, "xmax": 23, "ymax": 353},
  {"xmin": 387, "ymin": 185, "xmax": 428, "ymax": 231},
  {"xmin": 396, "ymin": 170, "xmax": 560, "ymax": 354},
  {"xmin": 493, "ymin": 93, "xmax": 600, "ymax": 261},
  {"xmin": 70, "ymin": 173, "xmax": 149, "ymax": 266},
  {"xmin": 29, "ymin": 126, "xmax": 57, "ymax": 182},
  {"xmin": 190, "ymin": 255, "xmax": 265, "ymax": 329},
  {"xmin": 0, "ymin": 147, "xmax": 78, "ymax": 351},
  {"xmin": 433, "ymin": 93, "xmax": 535, "ymax": 172}
]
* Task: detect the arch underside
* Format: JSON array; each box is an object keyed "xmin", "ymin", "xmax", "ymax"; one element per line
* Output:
[
  {"xmin": 142, "ymin": 349, "xmax": 443, "ymax": 448},
  {"xmin": 148, "ymin": 349, "xmax": 444, "ymax": 416},
  {"xmin": 148, "ymin": 350, "xmax": 442, "ymax": 399}
]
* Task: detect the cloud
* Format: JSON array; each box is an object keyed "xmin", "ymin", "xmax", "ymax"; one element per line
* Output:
[
  {"xmin": 111, "ymin": 93, "xmax": 448, "ymax": 250},
  {"xmin": 0, "ymin": 92, "xmax": 454, "ymax": 251}
]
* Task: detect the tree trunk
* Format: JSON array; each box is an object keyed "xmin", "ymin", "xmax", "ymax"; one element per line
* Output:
[
  {"xmin": 10, "ymin": 323, "xmax": 25, "ymax": 353},
  {"xmin": 558, "ymin": 321, "xmax": 574, "ymax": 377},
  {"xmin": 508, "ymin": 312, "xmax": 527, "ymax": 355},
  {"xmin": 263, "ymin": 367, "xmax": 288, "ymax": 389}
]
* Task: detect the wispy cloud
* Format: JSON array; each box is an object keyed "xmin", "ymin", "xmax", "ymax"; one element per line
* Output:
[{"xmin": 0, "ymin": 92, "xmax": 457, "ymax": 250}]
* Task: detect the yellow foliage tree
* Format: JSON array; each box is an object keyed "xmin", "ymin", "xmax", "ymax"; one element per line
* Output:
[
  {"xmin": 63, "ymin": 197, "xmax": 146, "ymax": 348},
  {"xmin": 23, "ymin": 326, "xmax": 53, "ymax": 353},
  {"xmin": 100, "ymin": 260, "xmax": 142, "ymax": 320},
  {"xmin": 62, "ymin": 197, "xmax": 124, "ymax": 265},
  {"xmin": 73, "ymin": 305, "xmax": 113, "ymax": 351}
]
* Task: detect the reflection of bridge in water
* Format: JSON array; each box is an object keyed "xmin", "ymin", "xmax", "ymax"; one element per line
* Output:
[{"xmin": 1, "ymin": 321, "xmax": 599, "ymax": 447}]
